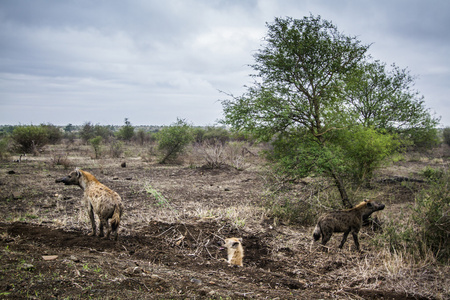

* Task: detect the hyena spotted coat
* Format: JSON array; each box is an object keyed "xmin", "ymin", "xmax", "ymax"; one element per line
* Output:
[
  {"xmin": 56, "ymin": 168, "xmax": 124, "ymax": 240},
  {"xmin": 313, "ymin": 199, "xmax": 385, "ymax": 251},
  {"xmin": 219, "ymin": 237, "xmax": 244, "ymax": 267}
]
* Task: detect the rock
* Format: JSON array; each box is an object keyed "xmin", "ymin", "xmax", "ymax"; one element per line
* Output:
[
  {"xmin": 69, "ymin": 255, "xmax": 80, "ymax": 262},
  {"xmin": 42, "ymin": 255, "xmax": 58, "ymax": 261},
  {"xmin": 20, "ymin": 263, "xmax": 35, "ymax": 271},
  {"xmin": 190, "ymin": 278, "xmax": 202, "ymax": 285},
  {"xmin": 125, "ymin": 266, "xmax": 142, "ymax": 275},
  {"xmin": 11, "ymin": 191, "xmax": 22, "ymax": 199}
]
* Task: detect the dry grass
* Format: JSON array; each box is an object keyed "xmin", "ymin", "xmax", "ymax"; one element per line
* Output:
[{"xmin": 1, "ymin": 141, "xmax": 448, "ymax": 299}]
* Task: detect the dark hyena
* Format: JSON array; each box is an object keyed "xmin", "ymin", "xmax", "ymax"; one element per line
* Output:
[
  {"xmin": 313, "ymin": 199, "xmax": 385, "ymax": 251},
  {"xmin": 56, "ymin": 168, "xmax": 124, "ymax": 240}
]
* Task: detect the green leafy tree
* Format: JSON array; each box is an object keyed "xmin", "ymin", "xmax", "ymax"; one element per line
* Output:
[
  {"xmin": 118, "ymin": 118, "xmax": 134, "ymax": 140},
  {"xmin": 155, "ymin": 119, "xmax": 194, "ymax": 164},
  {"xmin": 116, "ymin": 118, "xmax": 135, "ymax": 141},
  {"xmin": 345, "ymin": 60, "xmax": 440, "ymax": 150},
  {"xmin": 222, "ymin": 15, "xmax": 438, "ymax": 207},
  {"xmin": 223, "ymin": 15, "xmax": 369, "ymax": 207},
  {"xmin": 93, "ymin": 124, "xmax": 113, "ymax": 141},
  {"xmin": 64, "ymin": 123, "xmax": 74, "ymax": 132},
  {"xmin": 80, "ymin": 122, "xmax": 95, "ymax": 143},
  {"xmin": 0, "ymin": 125, "xmax": 15, "ymax": 138}
]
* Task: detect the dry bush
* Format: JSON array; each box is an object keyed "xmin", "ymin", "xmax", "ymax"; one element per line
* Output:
[
  {"xmin": 195, "ymin": 141, "xmax": 251, "ymax": 170},
  {"xmin": 197, "ymin": 141, "xmax": 226, "ymax": 168},
  {"xmin": 50, "ymin": 153, "xmax": 72, "ymax": 169},
  {"xmin": 109, "ymin": 140, "xmax": 124, "ymax": 158}
]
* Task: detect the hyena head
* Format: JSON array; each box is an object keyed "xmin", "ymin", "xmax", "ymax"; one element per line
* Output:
[
  {"xmin": 55, "ymin": 168, "xmax": 82, "ymax": 186},
  {"xmin": 360, "ymin": 199, "xmax": 385, "ymax": 219}
]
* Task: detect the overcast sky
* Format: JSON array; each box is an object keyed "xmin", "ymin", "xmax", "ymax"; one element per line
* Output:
[{"xmin": 0, "ymin": 0, "xmax": 449, "ymax": 127}]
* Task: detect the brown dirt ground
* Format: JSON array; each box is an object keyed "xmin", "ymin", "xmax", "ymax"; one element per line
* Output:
[{"xmin": 0, "ymin": 144, "xmax": 448, "ymax": 299}]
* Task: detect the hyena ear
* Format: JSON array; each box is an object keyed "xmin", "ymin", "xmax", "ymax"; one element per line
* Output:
[
  {"xmin": 232, "ymin": 241, "xmax": 241, "ymax": 248},
  {"xmin": 75, "ymin": 168, "xmax": 81, "ymax": 178},
  {"xmin": 238, "ymin": 238, "xmax": 243, "ymax": 243}
]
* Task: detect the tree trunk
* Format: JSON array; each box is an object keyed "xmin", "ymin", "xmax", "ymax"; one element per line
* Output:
[{"xmin": 330, "ymin": 170, "xmax": 353, "ymax": 208}]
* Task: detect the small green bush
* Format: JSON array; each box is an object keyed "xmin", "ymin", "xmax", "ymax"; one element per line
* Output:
[
  {"xmin": 155, "ymin": 119, "xmax": 194, "ymax": 164},
  {"xmin": 89, "ymin": 136, "xmax": 102, "ymax": 159},
  {"xmin": 374, "ymin": 218, "xmax": 417, "ymax": 255},
  {"xmin": 109, "ymin": 140, "xmax": 123, "ymax": 158},
  {"xmin": 421, "ymin": 166, "xmax": 444, "ymax": 181},
  {"xmin": 400, "ymin": 126, "xmax": 440, "ymax": 151},
  {"xmin": 443, "ymin": 127, "xmax": 450, "ymax": 146},
  {"xmin": 264, "ymin": 194, "xmax": 316, "ymax": 226},
  {"xmin": 0, "ymin": 138, "xmax": 11, "ymax": 160},
  {"xmin": 11, "ymin": 125, "xmax": 49, "ymax": 154},
  {"xmin": 94, "ymin": 124, "xmax": 113, "ymax": 141},
  {"xmin": 413, "ymin": 170, "xmax": 450, "ymax": 262}
]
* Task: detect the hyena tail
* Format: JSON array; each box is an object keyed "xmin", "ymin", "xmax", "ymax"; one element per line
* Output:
[
  {"xmin": 111, "ymin": 204, "xmax": 122, "ymax": 231},
  {"xmin": 313, "ymin": 224, "xmax": 321, "ymax": 241}
]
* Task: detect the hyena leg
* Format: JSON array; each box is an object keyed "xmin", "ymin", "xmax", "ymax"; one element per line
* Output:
[
  {"xmin": 338, "ymin": 230, "xmax": 351, "ymax": 249},
  {"xmin": 102, "ymin": 219, "xmax": 111, "ymax": 239},
  {"xmin": 351, "ymin": 231, "xmax": 360, "ymax": 251},
  {"xmin": 87, "ymin": 204, "xmax": 96, "ymax": 236},
  {"xmin": 321, "ymin": 232, "xmax": 332, "ymax": 252},
  {"xmin": 98, "ymin": 219, "xmax": 105, "ymax": 237},
  {"xmin": 112, "ymin": 230, "xmax": 118, "ymax": 241}
]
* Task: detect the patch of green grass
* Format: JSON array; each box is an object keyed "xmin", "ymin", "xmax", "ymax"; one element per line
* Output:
[{"xmin": 144, "ymin": 184, "xmax": 171, "ymax": 208}]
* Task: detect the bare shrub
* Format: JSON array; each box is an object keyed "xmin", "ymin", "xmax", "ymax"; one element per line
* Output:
[
  {"xmin": 50, "ymin": 153, "xmax": 72, "ymax": 169},
  {"xmin": 196, "ymin": 141, "xmax": 250, "ymax": 170},
  {"xmin": 198, "ymin": 141, "xmax": 226, "ymax": 168},
  {"xmin": 109, "ymin": 140, "xmax": 124, "ymax": 158},
  {"xmin": 141, "ymin": 144, "xmax": 156, "ymax": 162},
  {"xmin": 226, "ymin": 141, "xmax": 249, "ymax": 170}
]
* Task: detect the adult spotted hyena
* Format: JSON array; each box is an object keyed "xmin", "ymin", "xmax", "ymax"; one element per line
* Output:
[
  {"xmin": 313, "ymin": 199, "xmax": 385, "ymax": 251},
  {"xmin": 56, "ymin": 168, "xmax": 124, "ymax": 240},
  {"xmin": 219, "ymin": 237, "xmax": 244, "ymax": 267}
]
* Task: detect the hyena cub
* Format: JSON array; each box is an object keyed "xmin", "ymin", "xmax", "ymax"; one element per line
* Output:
[
  {"xmin": 219, "ymin": 237, "xmax": 244, "ymax": 267},
  {"xmin": 56, "ymin": 168, "xmax": 124, "ymax": 240},
  {"xmin": 313, "ymin": 199, "xmax": 385, "ymax": 251}
]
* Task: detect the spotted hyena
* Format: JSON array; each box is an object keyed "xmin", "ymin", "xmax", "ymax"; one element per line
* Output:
[
  {"xmin": 219, "ymin": 237, "xmax": 244, "ymax": 267},
  {"xmin": 56, "ymin": 168, "xmax": 124, "ymax": 240},
  {"xmin": 313, "ymin": 199, "xmax": 385, "ymax": 251}
]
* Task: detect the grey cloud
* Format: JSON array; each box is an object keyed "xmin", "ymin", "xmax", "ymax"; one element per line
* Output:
[{"xmin": 0, "ymin": 0, "xmax": 448, "ymax": 126}]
